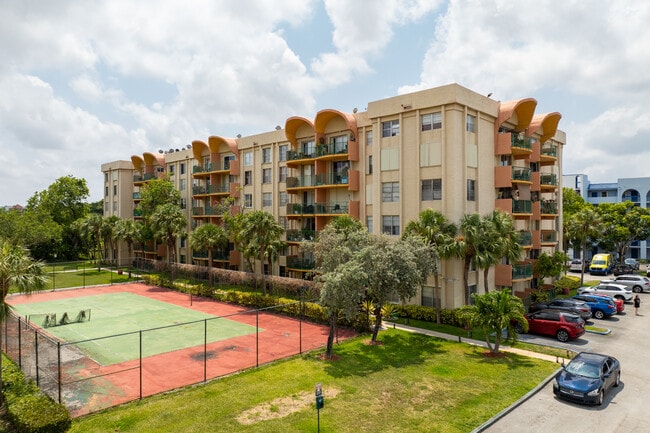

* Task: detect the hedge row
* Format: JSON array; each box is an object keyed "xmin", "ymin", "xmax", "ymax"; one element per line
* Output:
[
  {"xmin": 2, "ymin": 356, "xmax": 70, "ymax": 433},
  {"xmin": 393, "ymin": 304, "xmax": 466, "ymax": 327}
]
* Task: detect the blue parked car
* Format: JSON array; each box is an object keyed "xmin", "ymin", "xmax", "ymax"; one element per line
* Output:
[
  {"xmin": 572, "ymin": 294, "xmax": 617, "ymax": 319},
  {"xmin": 553, "ymin": 352, "xmax": 621, "ymax": 405}
]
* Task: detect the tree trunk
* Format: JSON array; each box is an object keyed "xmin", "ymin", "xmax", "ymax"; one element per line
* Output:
[
  {"xmin": 464, "ymin": 259, "xmax": 471, "ymax": 305},
  {"xmin": 434, "ymin": 272, "xmax": 441, "ymax": 324},
  {"xmin": 325, "ymin": 313, "xmax": 337, "ymax": 358},
  {"xmin": 371, "ymin": 306, "xmax": 382, "ymax": 342},
  {"xmin": 483, "ymin": 268, "xmax": 490, "ymax": 293}
]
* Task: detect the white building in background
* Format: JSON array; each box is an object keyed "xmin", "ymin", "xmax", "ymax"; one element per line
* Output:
[{"xmin": 563, "ymin": 174, "xmax": 650, "ymax": 260}]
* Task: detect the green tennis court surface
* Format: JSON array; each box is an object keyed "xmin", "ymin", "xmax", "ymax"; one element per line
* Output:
[{"xmin": 12, "ymin": 292, "xmax": 259, "ymax": 366}]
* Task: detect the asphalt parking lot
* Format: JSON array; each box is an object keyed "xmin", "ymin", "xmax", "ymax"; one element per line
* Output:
[{"xmin": 482, "ymin": 271, "xmax": 649, "ymax": 433}]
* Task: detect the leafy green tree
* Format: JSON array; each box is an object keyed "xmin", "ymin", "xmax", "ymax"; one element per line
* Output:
[
  {"xmin": 0, "ymin": 208, "xmax": 62, "ymax": 256},
  {"xmin": 476, "ymin": 211, "xmax": 523, "ymax": 293},
  {"xmin": 457, "ymin": 288, "xmax": 527, "ymax": 354},
  {"xmin": 237, "ymin": 211, "xmax": 285, "ymax": 295},
  {"xmin": 562, "ymin": 187, "xmax": 589, "ymax": 253},
  {"xmin": 0, "ymin": 239, "xmax": 49, "ymax": 407},
  {"xmin": 308, "ymin": 216, "xmax": 369, "ymax": 274},
  {"xmin": 190, "ymin": 223, "xmax": 228, "ymax": 286},
  {"xmin": 534, "ymin": 251, "xmax": 569, "ymax": 287},
  {"xmin": 361, "ymin": 234, "xmax": 434, "ymax": 342},
  {"xmin": 138, "ymin": 178, "xmax": 181, "ymax": 220},
  {"xmin": 76, "ymin": 213, "xmax": 104, "ymax": 269},
  {"xmin": 101, "ymin": 215, "xmax": 120, "ymax": 264},
  {"xmin": 403, "ymin": 209, "xmax": 455, "ymax": 324},
  {"xmin": 595, "ymin": 202, "xmax": 650, "ymax": 263},
  {"xmin": 566, "ymin": 207, "xmax": 602, "ymax": 285},
  {"xmin": 150, "ymin": 203, "xmax": 186, "ymax": 275}
]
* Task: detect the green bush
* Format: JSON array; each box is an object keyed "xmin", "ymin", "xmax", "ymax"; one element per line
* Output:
[
  {"xmin": 394, "ymin": 305, "xmax": 464, "ymax": 327},
  {"xmin": 554, "ymin": 275, "xmax": 581, "ymax": 290},
  {"xmin": 2, "ymin": 357, "xmax": 71, "ymax": 433}
]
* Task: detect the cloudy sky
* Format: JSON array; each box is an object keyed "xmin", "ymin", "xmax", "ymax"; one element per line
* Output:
[{"xmin": 2, "ymin": 0, "xmax": 649, "ymax": 206}]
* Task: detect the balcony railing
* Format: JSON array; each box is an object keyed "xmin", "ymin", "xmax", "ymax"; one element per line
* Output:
[
  {"xmin": 133, "ymin": 192, "xmax": 141, "ymax": 199},
  {"xmin": 518, "ymin": 231, "xmax": 532, "ymax": 247},
  {"xmin": 511, "ymin": 134, "xmax": 533, "ymax": 151},
  {"xmin": 193, "ymin": 249, "xmax": 230, "ymax": 261},
  {"xmin": 286, "ymin": 202, "xmax": 348, "ymax": 215},
  {"xmin": 286, "ymin": 229, "xmax": 316, "ymax": 242},
  {"xmin": 192, "ymin": 206, "xmax": 219, "ymax": 216},
  {"xmin": 541, "ymin": 200, "xmax": 558, "ymax": 214},
  {"xmin": 133, "ymin": 208, "xmax": 143, "ymax": 217},
  {"xmin": 287, "ymin": 150, "xmax": 315, "ymax": 161},
  {"xmin": 315, "ymin": 172, "xmax": 349, "ymax": 186},
  {"xmin": 540, "ymin": 173, "xmax": 557, "ymax": 186},
  {"xmin": 193, "ymin": 163, "xmax": 214, "ymax": 174},
  {"xmin": 316, "ymin": 142, "xmax": 348, "ymax": 157},
  {"xmin": 541, "ymin": 231, "xmax": 558, "ymax": 243},
  {"xmin": 512, "ymin": 166, "xmax": 531, "ymax": 182},
  {"xmin": 541, "ymin": 143, "xmax": 557, "ymax": 158},
  {"xmin": 143, "ymin": 173, "xmax": 157, "ymax": 181},
  {"xmin": 513, "ymin": 263, "xmax": 533, "ymax": 279},
  {"xmin": 286, "ymin": 256, "xmax": 315, "ymax": 270},
  {"xmin": 512, "ymin": 200, "xmax": 532, "ymax": 214},
  {"xmin": 286, "ymin": 175, "xmax": 317, "ymax": 188}
]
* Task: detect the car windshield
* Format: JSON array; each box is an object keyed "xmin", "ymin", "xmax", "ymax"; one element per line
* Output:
[
  {"xmin": 565, "ymin": 360, "xmax": 600, "ymax": 379},
  {"xmin": 592, "ymin": 260, "xmax": 605, "ymax": 265}
]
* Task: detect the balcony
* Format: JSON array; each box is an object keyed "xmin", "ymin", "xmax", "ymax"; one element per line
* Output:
[
  {"xmin": 518, "ymin": 231, "xmax": 533, "ymax": 248},
  {"xmin": 315, "ymin": 171, "xmax": 349, "ymax": 187},
  {"xmin": 540, "ymin": 143, "xmax": 558, "ymax": 165},
  {"xmin": 193, "ymin": 184, "xmax": 230, "ymax": 195},
  {"xmin": 315, "ymin": 142, "xmax": 348, "ymax": 159},
  {"xmin": 287, "ymin": 150, "xmax": 315, "ymax": 162},
  {"xmin": 133, "ymin": 192, "xmax": 141, "ymax": 200},
  {"xmin": 512, "ymin": 200, "xmax": 532, "ymax": 215},
  {"xmin": 513, "ymin": 262, "xmax": 533, "ymax": 280},
  {"xmin": 286, "ymin": 202, "xmax": 348, "ymax": 216},
  {"xmin": 511, "ymin": 166, "xmax": 532, "ymax": 183},
  {"xmin": 541, "ymin": 200, "xmax": 558, "ymax": 216},
  {"xmin": 540, "ymin": 173, "xmax": 557, "ymax": 190},
  {"xmin": 541, "ymin": 230, "xmax": 558, "ymax": 245},
  {"xmin": 133, "ymin": 208, "xmax": 143, "ymax": 217},
  {"xmin": 286, "ymin": 175, "xmax": 317, "ymax": 190},
  {"xmin": 193, "ymin": 249, "xmax": 230, "ymax": 261},
  {"xmin": 495, "ymin": 262, "xmax": 533, "ymax": 286},
  {"xmin": 192, "ymin": 206, "xmax": 219, "ymax": 216},
  {"xmin": 286, "ymin": 229, "xmax": 316, "ymax": 242},
  {"xmin": 286, "ymin": 255, "xmax": 315, "ymax": 270}
]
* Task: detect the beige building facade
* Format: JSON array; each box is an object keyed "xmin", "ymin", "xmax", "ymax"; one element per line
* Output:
[{"xmin": 102, "ymin": 83, "xmax": 565, "ymax": 309}]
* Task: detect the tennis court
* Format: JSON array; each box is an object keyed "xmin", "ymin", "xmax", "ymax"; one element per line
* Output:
[{"xmin": 5, "ymin": 283, "xmax": 354, "ymax": 417}]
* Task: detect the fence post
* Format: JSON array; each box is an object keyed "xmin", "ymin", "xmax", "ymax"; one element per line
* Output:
[
  {"xmin": 203, "ymin": 319, "xmax": 207, "ymax": 382},
  {"xmin": 256, "ymin": 309, "xmax": 259, "ymax": 368},
  {"xmin": 139, "ymin": 330, "xmax": 143, "ymax": 400},
  {"xmin": 34, "ymin": 329, "xmax": 39, "ymax": 387},
  {"xmin": 57, "ymin": 341, "xmax": 62, "ymax": 404}
]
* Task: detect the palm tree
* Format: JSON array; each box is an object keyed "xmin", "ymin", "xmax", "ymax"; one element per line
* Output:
[
  {"xmin": 190, "ymin": 223, "xmax": 228, "ymax": 286},
  {"xmin": 77, "ymin": 213, "xmax": 104, "ymax": 269},
  {"xmin": 149, "ymin": 203, "xmax": 187, "ymax": 279},
  {"xmin": 450, "ymin": 213, "xmax": 484, "ymax": 305},
  {"xmin": 114, "ymin": 218, "xmax": 138, "ymax": 266},
  {"xmin": 0, "ymin": 239, "xmax": 49, "ymax": 407},
  {"xmin": 566, "ymin": 207, "xmax": 602, "ymax": 286},
  {"xmin": 238, "ymin": 211, "xmax": 285, "ymax": 295},
  {"xmin": 403, "ymin": 209, "xmax": 456, "ymax": 323},
  {"xmin": 457, "ymin": 288, "xmax": 527, "ymax": 354},
  {"xmin": 100, "ymin": 215, "xmax": 120, "ymax": 265}
]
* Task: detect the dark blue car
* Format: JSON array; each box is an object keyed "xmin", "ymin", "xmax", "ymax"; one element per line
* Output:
[
  {"xmin": 572, "ymin": 294, "xmax": 617, "ymax": 319},
  {"xmin": 553, "ymin": 352, "xmax": 621, "ymax": 405}
]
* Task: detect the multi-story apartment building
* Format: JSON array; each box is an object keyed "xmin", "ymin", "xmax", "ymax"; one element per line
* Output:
[
  {"xmin": 102, "ymin": 83, "xmax": 565, "ymax": 308},
  {"xmin": 563, "ymin": 174, "xmax": 650, "ymax": 260}
]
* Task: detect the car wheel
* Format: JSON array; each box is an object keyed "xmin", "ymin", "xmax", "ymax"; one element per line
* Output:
[
  {"xmin": 633, "ymin": 286, "xmax": 642, "ymax": 293},
  {"xmin": 614, "ymin": 371, "xmax": 621, "ymax": 387},
  {"xmin": 594, "ymin": 310, "xmax": 605, "ymax": 319},
  {"xmin": 514, "ymin": 323, "xmax": 524, "ymax": 333},
  {"xmin": 597, "ymin": 389, "xmax": 604, "ymax": 406},
  {"xmin": 556, "ymin": 329, "xmax": 569, "ymax": 342}
]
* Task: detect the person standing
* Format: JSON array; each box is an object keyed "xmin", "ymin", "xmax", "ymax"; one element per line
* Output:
[{"xmin": 634, "ymin": 295, "xmax": 641, "ymax": 316}]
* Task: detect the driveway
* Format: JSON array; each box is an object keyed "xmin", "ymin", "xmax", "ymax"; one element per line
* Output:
[{"xmin": 482, "ymin": 293, "xmax": 649, "ymax": 432}]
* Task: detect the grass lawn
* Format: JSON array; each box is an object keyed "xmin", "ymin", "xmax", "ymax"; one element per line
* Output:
[
  {"xmin": 44, "ymin": 269, "xmax": 135, "ymax": 291},
  {"xmin": 68, "ymin": 329, "xmax": 559, "ymax": 433}
]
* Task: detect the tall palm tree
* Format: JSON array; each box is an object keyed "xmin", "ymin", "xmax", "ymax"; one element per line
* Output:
[
  {"xmin": 566, "ymin": 207, "xmax": 602, "ymax": 286},
  {"xmin": 238, "ymin": 211, "xmax": 284, "ymax": 295},
  {"xmin": 100, "ymin": 215, "xmax": 120, "ymax": 265},
  {"xmin": 0, "ymin": 239, "xmax": 49, "ymax": 407},
  {"xmin": 150, "ymin": 203, "xmax": 187, "ymax": 279},
  {"xmin": 190, "ymin": 223, "xmax": 228, "ymax": 286},
  {"xmin": 403, "ymin": 209, "xmax": 456, "ymax": 323},
  {"xmin": 450, "ymin": 213, "xmax": 484, "ymax": 305},
  {"xmin": 114, "ymin": 218, "xmax": 138, "ymax": 266}
]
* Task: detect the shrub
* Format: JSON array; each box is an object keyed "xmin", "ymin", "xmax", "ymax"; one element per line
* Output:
[{"xmin": 553, "ymin": 275, "xmax": 581, "ymax": 290}]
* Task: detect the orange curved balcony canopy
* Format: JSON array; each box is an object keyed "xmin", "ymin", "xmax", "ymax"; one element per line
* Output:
[
  {"xmin": 208, "ymin": 136, "xmax": 239, "ymax": 157},
  {"xmin": 131, "ymin": 155, "xmax": 144, "ymax": 172},
  {"xmin": 314, "ymin": 109, "xmax": 358, "ymax": 135},
  {"xmin": 498, "ymin": 98, "xmax": 537, "ymax": 131},
  {"xmin": 191, "ymin": 140, "xmax": 209, "ymax": 161},
  {"xmin": 285, "ymin": 117, "xmax": 314, "ymax": 147},
  {"xmin": 527, "ymin": 112, "xmax": 562, "ymax": 143},
  {"xmin": 143, "ymin": 152, "xmax": 165, "ymax": 167}
]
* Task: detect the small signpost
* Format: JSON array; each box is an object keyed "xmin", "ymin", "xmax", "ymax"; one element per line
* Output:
[{"xmin": 315, "ymin": 382, "xmax": 324, "ymax": 432}]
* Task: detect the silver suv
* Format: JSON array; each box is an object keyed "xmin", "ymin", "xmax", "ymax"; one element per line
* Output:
[{"xmin": 601, "ymin": 275, "xmax": 650, "ymax": 293}]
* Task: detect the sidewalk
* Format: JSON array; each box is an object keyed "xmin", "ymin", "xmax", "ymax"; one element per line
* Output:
[{"xmin": 384, "ymin": 321, "xmax": 571, "ymax": 364}]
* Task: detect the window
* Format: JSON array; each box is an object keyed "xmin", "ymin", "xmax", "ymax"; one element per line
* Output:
[
  {"xmin": 112, "ymin": 184, "xmax": 117, "ymax": 195},
  {"xmin": 244, "ymin": 194, "xmax": 253, "ymax": 208},
  {"xmin": 467, "ymin": 179, "xmax": 476, "ymax": 201},
  {"xmin": 262, "ymin": 148, "xmax": 271, "ymax": 163},
  {"xmin": 279, "ymin": 191, "xmax": 288, "ymax": 206},
  {"xmin": 382, "ymin": 182, "xmax": 400, "ymax": 202},
  {"xmin": 180, "ymin": 198, "xmax": 187, "ymax": 209},
  {"xmin": 180, "ymin": 163, "xmax": 186, "ymax": 175},
  {"xmin": 466, "ymin": 114, "xmax": 476, "ymax": 133},
  {"xmin": 263, "ymin": 168, "xmax": 272, "ymax": 183},
  {"xmin": 382, "ymin": 215, "xmax": 400, "ymax": 236},
  {"xmin": 244, "ymin": 170, "xmax": 252, "ymax": 186},
  {"xmin": 168, "ymin": 164, "xmax": 175, "ymax": 174},
  {"xmin": 366, "ymin": 216, "xmax": 373, "ymax": 234},
  {"xmin": 105, "ymin": 186, "xmax": 108, "ymax": 197},
  {"xmin": 382, "ymin": 120, "xmax": 399, "ymax": 137},
  {"xmin": 366, "ymin": 130, "xmax": 373, "ymax": 146},
  {"xmin": 263, "ymin": 192, "xmax": 272, "ymax": 207},
  {"xmin": 104, "ymin": 173, "xmax": 109, "ymax": 182},
  {"xmin": 244, "ymin": 151, "xmax": 253, "ymax": 166},
  {"xmin": 421, "ymin": 179, "xmax": 442, "ymax": 200},
  {"xmin": 113, "ymin": 200, "xmax": 118, "ymax": 212},
  {"xmin": 331, "ymin": 135, "xmax": 348, "ymax": 153},
  {"xmin": 279, "ymin": 216, "xmax": 287, "ymax": 229},
  {"xmin": 180, "ymin": 178, "xmax": 186, "ymax": 191},
  {"xmin": 279, "ymin": 145, "xmax": 288, "ymax": 162},
  {"xmin": 380, "ymin": 148, "xmax": 399, "ymax": 170},
  {"xmin": 279, "ymin": 166, "xmax": 287, "ymax": 182},
  {"xmin": 421, "ymin": 112, "xmax": 442, "ymax": 131},
  {"xmin": 368, "ymin": 155, "xmax": 373, "ymax": 174},
  {"xmin": 302, "ymin": 140, "xmax": 315, "ymax": 157},
  {"xmin": 421, "ymin": 286, "xmax": 436, "ymax": 307}
]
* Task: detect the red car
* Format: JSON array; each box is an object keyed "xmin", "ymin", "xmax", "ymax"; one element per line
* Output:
[
  {"xmin": 590, "ymin": 293, "xmax": 625, "ymax": 313},
  {"xmin": 515, "ymin": 309, "xmax": 586, "ymax": 342}
]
